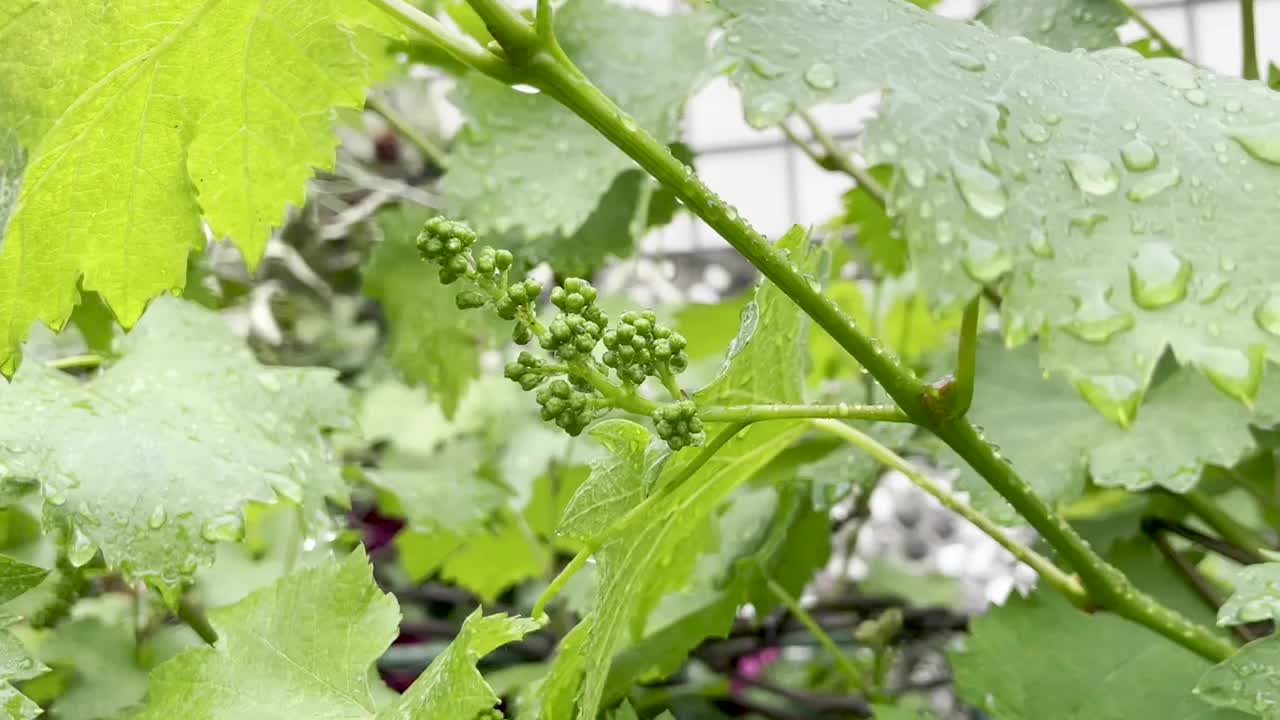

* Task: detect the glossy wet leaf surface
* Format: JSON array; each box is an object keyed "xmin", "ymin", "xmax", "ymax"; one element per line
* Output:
[
  {"xmin": 718, "ymin": 0, "xmax": 1280, "ymax": 419},
  {"xmin": 978, "ymin": 0, "xmax": 1126, "ymax": 51},
  {"xmin": 0, "ymin": 298, "xmax": 352, "ymax": 598}
]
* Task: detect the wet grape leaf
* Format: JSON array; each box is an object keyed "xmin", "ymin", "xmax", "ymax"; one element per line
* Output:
[
  {"xmin": 718, "ymin": 0, "xmax": 1280, "ymax": 421},
  {"xmin": 444, "ymin": 0, "xmax": 714, "ymax": 249},
  {"xmin": 0, "ymin": 298, "xmax": 352, "ymax": 600},
  {"xmin": 1195, "ymin": 634, "xmax": 1280, "ymax": 719},
  {"xmin": 0, "ymin": 0, "xmax": 398, "ymax": 374},
  {"xmin": 1217, "ymin": 561, "xmax": 1280, "ymax": 626},
  {"xmin": 0, "ymin": 557, "xmax": 47, "ymax": 720},
  {"xmin": 978, "ymin": 0, "xmax": 1126, "ymax": 51},
  {"xmin": 952, "ymin": 537, "xmax": 1244, "ymax": 719},
  {"xmin": 946, "ymin": 340, "xmax": 1280, "ymax": 523}
]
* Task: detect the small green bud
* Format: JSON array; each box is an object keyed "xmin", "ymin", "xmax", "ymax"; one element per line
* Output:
[
  {"xmin": 523, "ymin": 279, "xmax": 542, "ymax": 297},
  {"xmin": 508, "ymin": 284, "xmax": 529, "ymax": 304},
  {"xmin": 565, "ymin": 293, "xmax": 586, "ymax": 313},
  {"xmin": 512, "ymin": 324, "xmax": 533, "ymax": 345},
  {"xmin": 563, "ymin": 277, "xmax": 584, "ymax": 293},
  {"xmin": 520, "ymin": 374, "xmax": 543, "ymax": 391},
  {"xmin": 503, "ymin": 362, "xmax": 523, "ymax": 380},
  {"xmin": 550, "ymin": 380, "xmax": 572, "ymax": 399},
  {"xmin": 455, "ymin": 290, "xmax": 488, "ymax": 310},
  {"xmin": 495, "ymin": 297, "xmax": 517, "ymax": 320},
  {"xmin": 495, "ymin": 250, "xmax": 513, "ymax": 270}
]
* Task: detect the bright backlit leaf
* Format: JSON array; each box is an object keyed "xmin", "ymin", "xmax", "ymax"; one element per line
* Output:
[
  {"xmin": 718, "ymin": 0, "xmax": 1280, "ymax": 420},
  {"xmin": 0, "ymin": 1, "xmax": 398, "ymax": 373}
]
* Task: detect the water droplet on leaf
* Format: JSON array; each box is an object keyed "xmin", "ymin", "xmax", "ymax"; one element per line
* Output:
[
  {"xmin": 1184, "ymin": 344, "xmax": 1264, "ymax": 403},
  {"xmin": 962, "ymin": 236, "xmax": 1012, "ymax": 283},
  {"xmin": 1120, "ymin": 139, "xmax": 1158, "ymax": 171},
  {"xmin": 1254, "ymin": 296, "xmax": 1280, "ymax": 336},
  {"xmin": 68, "ymin": 527, "xmax": 96, "ymax": 567},
  {"xmin": 1065, "ymin": 288, "xmax": 1134, "ymax": 343},
  {"xmin": 1230, "ymin": 124, "xmax": 1280, "ymax": 165},
  {"xmin": 1075, "ymin": 374, "xmax": 1142, "ymax": 427},
  {"xmin": 803, "ymin": 63, "xmax": 837, "ymax": 90},
  {"xmin": 1066, "ymin": 153, "xmax": 1119, "ymax": 196},
  {"xmin": 952, "ymin": 163, "xmax": 1008, "ymax": 219},
  {"xmin": 1127, "ymin": 169, "xmax": 1181, "ymax": 202},
  {"xmin": 949, "ymin": 51, "xmax": 986, "ymax": 72},
  {"xmin": 201, "ymin": 513, "xmax": 245, "ymax": 543},
  {"xmin": 1019, "ymin": 122, "xmax": 1050, "ymax": 144},
  {"xmin": 745, "ymin": 92, "xmax": 790, "ymax": 128},
  {"xmin": 148, "ymin": 505, "xmax": 167, "ymax": 529}
]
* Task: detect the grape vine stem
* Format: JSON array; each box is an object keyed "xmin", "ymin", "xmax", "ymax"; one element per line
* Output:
[
  {"xmin": 765, "ymin": 576, "xmax": 865, "ymax": 691},
  {"xmin": 377, "ymin": 0, "xmax": 1238, "ymax": 664}
]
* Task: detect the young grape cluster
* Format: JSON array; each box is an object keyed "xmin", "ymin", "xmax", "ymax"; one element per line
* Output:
[
  {"xmin": 652, "ymin": 400, "xmax": 705, "ymax": 450},
  {"xmin": 602, "ymin": 310, "xmax": 689, "ymax": 386},
  {"xmin": 418, "ymin": 215, "xmax": 705, "ymax": 450}
]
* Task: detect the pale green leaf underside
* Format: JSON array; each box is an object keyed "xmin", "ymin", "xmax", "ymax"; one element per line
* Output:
[
  {"xmin": 718, "ymin": 0, "xmax": 1280, "ymax": 416},
  {"xmin": 539, "ymin": 228, "xmax": 818, "ymax": 720},
  {"xmin": 0, "ymin": 0, "xmax": 397, "ymax": 374},
  {"xmin": 978, "ymin": 0, "xmax": 1126, "ymax": 51},
  {"xmin": 1218, "ymin": 562, "xmax": 1280, "ymax": 626},
  {"xmin": 444, "ymin": 0, "xmax": 713, "ymax": 241},
  {"xmin": 951, "ymin": 341, "xmax": 1280, "ymax": 523},
  {"xmin": 0, "ymin": 298, "xmax": 352, "ymax": 596},
  {"xmin": 1196, "ymin": 634, "xmax": 1280, "ymax": 719},
  {"xmin": 558, "ymin": 419, "xmax": 667, "ymax": 544}
]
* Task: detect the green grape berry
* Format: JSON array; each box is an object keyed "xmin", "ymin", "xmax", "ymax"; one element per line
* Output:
[
  {"xmin": 535, "ymin": 379, "xmax": 597, "ymax": 436},
  {"xmin": 652, "ymin": 400, "xmax": 704, "ymax": 450},
  {"xmin": 602, "ymin": 310, "xmax": 689, "ymax": 385},
  {"xmin": 541, "ymin": 277, "xmax": 605, "ymax": 361},
  {"xmin": 455, "ymin": 289, "xmax": 488, "ymax": 310},
  {"xmin": 504, "ymin": 351, "xmax": 547, "ymax": 391}
]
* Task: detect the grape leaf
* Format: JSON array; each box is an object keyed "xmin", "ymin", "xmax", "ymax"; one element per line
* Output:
[
  {"xmin": 0, "ymin": 557, "xmax": 46, "ymax": 604},
  {"xmin": 366, "ymin": 207, "xmax": 495, "ymax": 417},
  {"xmin": 136, "ymin": 550, "xmax": 396, "ymax": 719},
  {"xmin": 0, "ymin": 619, "xmax": 43, "ymax": 720},
  {"xmin": 0, "ymin": 556, "xmax": 51, "ymax": 720},
  {"xmin": 831, "ymin": 166, "xmax": 905, "ymax": 276},
  {"xmin": 369, "ymin": 440, "xmax": 510, "ymax": 537},
  {"xmin": 717, "ymin": 0, "xmax": 1280, "ymax": 420},
  {"xmin": 0, "ymin": 1, "xmax": 398, "ymax": 374},
  {"xmin": 1195, "ymin": 634, "xmax": 1280, "ymax": 719},
  {"xmin": 951, "ymin": 537, "xmax": 1243, "ymax": 719},
  {"xmin": 945, "ymin": 340, "xmax": 1280, "ymax": 522},
  {"xmin": 40, "ymin": 618, "xmax": 149, "ymax": 720},
  {"xmin": 538, "ymin": 227, "xmax": 818, "ymax": 720},
  {"xmin": 139, "ymin": 551, "xmax": 537, "ymax": 719},
  {"xmin": 379, "ymin": 610, "xmax": 542, "ymax": 720},
  {"xmin": 978, "ymin": 0, "xmax": 1126, "ymax": 51},
  {"xmin": 0, "ymin": 298, "xmax": 352, "ymax": 599},
  {"xmin": 1217, "ymin": 561, "xmax": 1280, "ymax": 626},
  {"xmin": 396, "ymin": 511, "xmax": 548, "ymax": 603},
  {"xmin": 444, "ymin": 0, "xmax": 714, "ymax": 244},
  {"xmin": 557, "ymin": 420, "xmax": 669, "ymax": 544}
]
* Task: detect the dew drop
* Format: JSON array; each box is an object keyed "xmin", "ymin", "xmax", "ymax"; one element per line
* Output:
[
  {"xmin": 1018, "ymin": 122, "xmax": 1050, "ymax": 144},
  {"xmin": 68, "ymin": 527, "xmax": 96, "ymax": 567},
  {"xmin": 1185, "ymin": 344, "xmax": 1264, "ymax": 403},
  {"xmin": 745, "ymin": 92, "xmax": 790, "ymax": 129},
  {"xmin": 1065, "ymin": 288, "xmax": 1134, "ymax": 343},
  {"xmin": 1146, "ymin": 58, "xmax": 1199, "ymax": 90},
  {"xmin": 1065, "ymin": 153, "xmax": 1119, "ymax": 196},
  {"xmin": 935, "ymin": 220, "xmax": 954, "ymax": 246},
  {"xmin": 148, "ymin": 505, "xmax": 167, "ymax": 529},
  {"xmin": 748, "ymin": 56, "xmax": 784, "ymax": 79},
  {"xmin": 1230, "ymin": 124, "xmax": 1280, "ymax": 165},
  {"xmin": 1027, "ymin": 227, "xmax": 1054, "ymax": 258},
  {"xmin": 1120, "ymin": 139, "xmax": 1158, "ymax": 171},
  {"xmin": 201, "ymin": 513, "xmax": 245, "ymax": 543},
  {"xmin": 952, "ymin": 163, "xmax": 1008, "ymax": 219},
  {"xmin": 1075, "ymin": 374, "xmax": 1142, "ymax": 427},
  {"xmin": 902, "ymin": 159, "xmax": 926, "ymax": 188},
  {"xmin": 803, "ymin": 63, "xmax": 837, "ymax": 91},
  {"xmin": 1126, "ymin": 169, "xmax": 1182, "ymax": 202},
  {"xmin": 962, "ymin": 236, "xmax": 1012, "ymax": 283},
  {"xmin": 1253, "ymin": 296, "xmax": 1280, "ymax": 337},
  {"xmin": 1183, "ymin": 89, "xmax": 1208, "ymax": 107}
]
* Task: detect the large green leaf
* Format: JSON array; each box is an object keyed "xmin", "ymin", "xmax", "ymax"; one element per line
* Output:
[
  {"xmin": 978, "ymin": 0, "xmax": 1126, "ymax": 51},
  {"xmin": 717, "ymin": 0, "xmax": 1280, "ymax": 419},
  {"xmin": 137, "ymin": 550, "xmax": 393, "ymax": 719},
  {"xmin": 947, "ymin": 340, "xmax": 1280, "ymax": 523},
  {"xmin": 0, "ymin": 298, "xmax": 352, "ymax": 599},
  {"xmin": 444, "ymin": 0, "xmax": 713, "ymax": 254},
  {"xmin": 40, "ymin": 617, "xmax": 150, "ymax": 720},
  {"xmin": 538, "ymin": 227, "xmax": 818, "ymax": 720},
  {"xmin": 0, "ymin": 1, "xmax": 397, "ymax": 374},
  {"xmin": 366, "ymin": 206, "xmax": 496, "ymax": 417},
  {"xmin": 1196, "ymin": 634, "xmax": 1280, "ymax": 719},
  {"xmin": 951, "ymin": 537, "xmax": 1244, "ymax": 719},
  {"xmin": 139, "ymin": 550, "xmax": 539, "ymax": 719}
]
